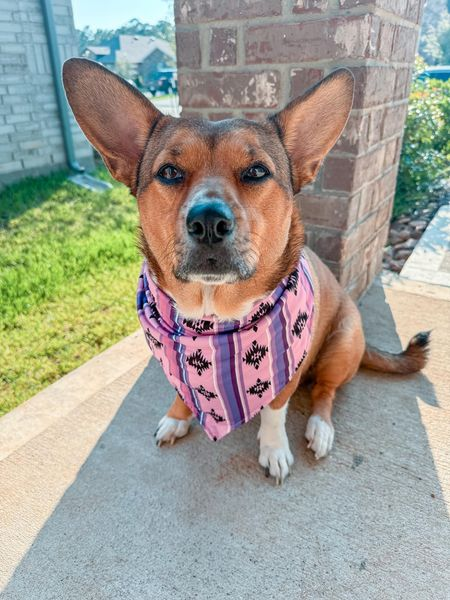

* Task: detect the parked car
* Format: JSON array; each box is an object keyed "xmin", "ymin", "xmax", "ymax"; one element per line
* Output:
[
  {"xmin": 146, "ymin": 68, "xmax": 177, "ymax": 95},
  {"xmin": 417, "ymin": 66, "xmax": 450, "ymax": 82}
]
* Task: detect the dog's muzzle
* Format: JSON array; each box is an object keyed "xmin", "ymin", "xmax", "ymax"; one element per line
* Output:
[{"xmin": 175, "ymin": 198, "xmax": 252, "ymax": 284}]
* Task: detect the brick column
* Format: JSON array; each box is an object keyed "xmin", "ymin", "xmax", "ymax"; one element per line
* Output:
[{"xmin": 174, "ymin": 0, "xmax": 424, "ymax": 297}]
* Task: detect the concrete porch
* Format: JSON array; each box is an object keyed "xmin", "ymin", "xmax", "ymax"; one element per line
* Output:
[{"xmin": 1, "ymin": 276, "xmax": 449, "ymax": 599}]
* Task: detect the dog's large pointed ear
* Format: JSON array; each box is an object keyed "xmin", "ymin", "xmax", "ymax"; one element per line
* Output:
[
  {"xmin": 62, "ymin": 58, "xmax": 163, "ymax": 191},
  {"xmin": 271, "ymin": 69, "xmax": 354, "ymax": 193}
]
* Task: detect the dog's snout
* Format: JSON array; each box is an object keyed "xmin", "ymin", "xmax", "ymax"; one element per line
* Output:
[{"xmin": 186, "ymin": 201, "xmax": 234, "ymax": 245}]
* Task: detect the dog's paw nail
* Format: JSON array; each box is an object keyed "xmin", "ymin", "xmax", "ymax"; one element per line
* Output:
[{"xmin": 265, "ymin": 466, "xmax": 270, "ymax": 478}]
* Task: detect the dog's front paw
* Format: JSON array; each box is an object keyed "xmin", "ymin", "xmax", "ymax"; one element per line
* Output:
[
  {"xmin": 259, "ymin": 442, "xmax": 294, "ymax": 485},
  {"xmin": 155, "ymin": 415, "xmax": 192, "ymax": 447},
  {"xmin": 258, "ymin": 404, "xmax": 293, "ymax": 485},
  {"xmin": 305, "ymin": 415, "xmax": 334, "ymax": 459}
]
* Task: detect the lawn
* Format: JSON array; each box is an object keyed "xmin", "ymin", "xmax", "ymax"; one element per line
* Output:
[{"xmin": 0, "ymin": 168, "xmax": 143, "ymax": 416}]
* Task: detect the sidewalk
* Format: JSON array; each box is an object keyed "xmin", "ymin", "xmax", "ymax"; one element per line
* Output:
[{"xmin": 1, "ymin": 276, "xmax": 449, "ymax": 600}]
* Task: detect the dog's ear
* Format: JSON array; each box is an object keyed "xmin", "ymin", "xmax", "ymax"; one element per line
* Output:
[
  {"xmin": 272, "ymin": 69, "xmax": 354, "ymax": 193},
  {"xmin": 62, "ymin": 58, "xmax": 163, "ymax": 191}
]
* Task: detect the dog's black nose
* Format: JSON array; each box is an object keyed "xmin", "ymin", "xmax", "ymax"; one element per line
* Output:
[{"xmin": 186, "ymin": 201, "xmax": 234, "ymax": 244}]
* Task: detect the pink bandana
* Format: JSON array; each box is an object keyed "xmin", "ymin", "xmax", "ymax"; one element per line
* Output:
[{"xmin": 137, "ymin": 254, "xmax": 314, "ymax": 441}]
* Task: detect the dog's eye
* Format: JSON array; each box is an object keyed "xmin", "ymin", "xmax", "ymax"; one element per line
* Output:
[
  {"xmin": 157, "ymin": 164, "xmax": 184, "ymax": 184},
  {"xmin": 242, "ymin": 164, "xmax": 270, "ymax": 182}
]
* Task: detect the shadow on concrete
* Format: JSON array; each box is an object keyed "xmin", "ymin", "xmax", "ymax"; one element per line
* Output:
[{"xmin": 2, "ymin": 284, "xmax": 449, "ymax": 599}]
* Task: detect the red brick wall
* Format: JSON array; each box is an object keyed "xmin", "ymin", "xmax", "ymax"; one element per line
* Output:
[{"xmin": 174, "ymin": 0, "xmax": 424, "ymax": 297}]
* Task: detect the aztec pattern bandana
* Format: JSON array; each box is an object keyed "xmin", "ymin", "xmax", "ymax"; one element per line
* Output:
[{"xmin": 137, "ymin": 254, "xmax": 314, "ymax": 441}]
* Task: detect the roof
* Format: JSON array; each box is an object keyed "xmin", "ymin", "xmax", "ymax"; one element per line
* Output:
[
  {"xmin": 141, "ymin": 39, "xmax": 175, "ymax": 62},
  {"xmin": 115, "ymin": 35, "xmax": 156, "ymax": 64},
  {"xmin": 418, "ymin": 66, "xmax": 450, "ymax": 82},
  {"xmin": 86, "ymin": 35, "xmax": 175, "ymax": 67},
  {"xmin": 85, "ymin": 45, "xmax": 111, "ymax": 57},
  {"xmin": 423, "ymin": 65, "xmax": 450, "ymax": 71}
]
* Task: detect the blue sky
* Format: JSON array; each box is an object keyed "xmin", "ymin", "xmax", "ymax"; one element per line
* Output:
[{"xmin": 71, "ymin": 0, "xmax": 173, "ymax": 30}]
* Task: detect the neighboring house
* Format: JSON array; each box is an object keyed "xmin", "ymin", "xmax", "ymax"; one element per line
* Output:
[
  {"xmin": 84, "ymin": 45, "xmax": 112, "ymax": 63},
  {"xmin": 0, "ymin": 0, "xmax": 93, "ymax": 187},
  {"xmin": 83, "ymin": 35, "xmax": 175, "ymax": 83},
  {"xmin": 138, "ymin": 41, "xmax": 176, "ymax": 88}
]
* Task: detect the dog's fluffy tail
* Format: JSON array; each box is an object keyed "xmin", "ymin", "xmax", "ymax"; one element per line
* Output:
[{"xmin": 360, "ymin": 331, "xmax": 431, "ymax": 375}]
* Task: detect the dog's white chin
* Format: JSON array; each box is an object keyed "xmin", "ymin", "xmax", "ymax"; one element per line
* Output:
[{"xmin": 187, "ymin": 273, "xmax": 238, "ymax": 285}]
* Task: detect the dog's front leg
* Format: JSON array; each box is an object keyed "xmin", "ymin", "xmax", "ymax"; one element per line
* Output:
[
  {"xmin": 258, "ymin": 402, "xmax": 293, "ymax": 485},
  {"xmin": 155, "ymin": 394, "xmax": 193, "ymax": 446},
  {"xmin": 257, "ymin": 375, "xmax": 300, "ymax": 485}
]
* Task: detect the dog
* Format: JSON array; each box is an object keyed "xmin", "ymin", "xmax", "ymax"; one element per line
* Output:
[{"xmin": 62, "ymin": 58, "xmax": 430, "ymax": 484}]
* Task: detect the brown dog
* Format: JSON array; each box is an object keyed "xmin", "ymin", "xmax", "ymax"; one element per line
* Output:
[{"xmin": 63, "ymin": 58, "xmax": 429, "ymax": 483}]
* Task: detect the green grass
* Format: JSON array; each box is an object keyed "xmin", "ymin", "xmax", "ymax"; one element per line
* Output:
[{"xmin": 0, "ymin": 168, "xmax": 143, "ymax": 416}]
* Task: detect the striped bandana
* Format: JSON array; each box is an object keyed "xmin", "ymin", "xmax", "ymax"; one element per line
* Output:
[{"xmin": 137, "ymin": 254, "xmax": 314, "ymax": 441}]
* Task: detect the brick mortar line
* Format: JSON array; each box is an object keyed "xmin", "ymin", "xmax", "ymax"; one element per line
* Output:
[
  {"xmin": 326, "ymin": 174, "xmax": 393, "ymax": 201},
  {"xmin": 346, "ymin": 192, "xmax": 396, "ymax": 237},
  {"xmin": 199, "ymin": 26, "xmax": 209, "ymax": 70},
  {"xmin": 372, "ymin": 6, "xmax": 420, "ymax": 29},
  {"xmin": 330, "ymin": 131, "xmax": 406, "ymax": 159},
  {"xmin": 351, "ymin": 100, "xmax": 410, "ymax": 113},
  {"xmin": 306, "ymin": 216, "xmax": 391, "ymax": 274},
  {"xmin": 279, "ymin": 65, "xmax": 291, "ymax": 108},
  {"xmin": 321, "ymin": 161, "xmax": 399, "ymax": 202},
  {"xmin": 182, "ymin": 99, "xmax": 409, "ymax": 116},
  {"xmin": 178, "ymin": 59, "xmax": 417, "ymax": 74},
  {"xmin": 305, "ymin": 192, "xmax": 395, "ymax": 238},
  {"xmin": 235, "ymin": 22, "xmax": 245, "ymax": 68},
  {"xmin": 282, "ymin": 0, "xmax": 292, "ymax": 17},
  {"xmin": 194, "ymin": 96, "xmax": 409, "ymax": 110},
  {"xmin": 360, "ymin": 188, "xmax": 397, "ymax": 226},
  {"xmin": 345, "ymin": 219, "xmax": 392, "ymax": 264},
  {"xmin": 175, "ymin": 8, "xmax": 419, "ymax": 31},
  {"xmin": 179, "ymin": 111, "xmax": 405, "ymax": 162}
]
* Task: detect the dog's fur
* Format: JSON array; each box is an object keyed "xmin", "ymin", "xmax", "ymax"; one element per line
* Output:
[{"xmin": 63, "ymin": 58, "xmax": 430, "ymax": 484}]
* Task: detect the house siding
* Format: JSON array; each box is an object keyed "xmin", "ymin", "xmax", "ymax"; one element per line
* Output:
[{"xmin": 0, "ymin": 0, "xmax": 93, "ymax": 187}]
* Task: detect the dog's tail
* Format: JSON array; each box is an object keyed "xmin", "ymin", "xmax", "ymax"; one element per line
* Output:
[{"xmin": 360, "ymin": 331, "xmax": 431, "ymax": 375}]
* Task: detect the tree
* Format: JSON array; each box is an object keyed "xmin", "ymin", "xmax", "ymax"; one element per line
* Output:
[{"xmin": 419, "ymin": 0, "xmax": 450, "ymax": 65}]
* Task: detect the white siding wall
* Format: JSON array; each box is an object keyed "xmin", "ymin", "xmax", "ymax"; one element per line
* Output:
[{"xmin": 0, "ymin": 0, "xmax": 93, "ymax": 186}]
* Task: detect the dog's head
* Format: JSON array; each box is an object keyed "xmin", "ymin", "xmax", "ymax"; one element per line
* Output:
[{"xmin": 63, "ymin": 59, "xmax": 353, "ymax": 318}]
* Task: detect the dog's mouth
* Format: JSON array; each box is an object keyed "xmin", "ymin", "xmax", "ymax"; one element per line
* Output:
[{"xmin": 173, "ymin": 245, "xmax": 255, "ymax": 284}]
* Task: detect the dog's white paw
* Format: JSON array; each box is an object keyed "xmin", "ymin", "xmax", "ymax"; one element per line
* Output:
[
  {"xmin": 258, "ymin": 404, "xmax": 293, "ymax": 485},
  {"xmin": 305, "ymin": 415, "xmax": 334, "ymax": 459},
  {"xmin": 258, "ymin": 442, "xmax": 294, "ymax": 485},
  {"xmin": 155, "ymin": 415, "xmax": 192, "ymax": 446}
]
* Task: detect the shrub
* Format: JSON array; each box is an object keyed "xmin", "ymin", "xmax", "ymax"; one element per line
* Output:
[{"xmin": 394, "ymin": 59, "xmax": 450, "ymax": 218}]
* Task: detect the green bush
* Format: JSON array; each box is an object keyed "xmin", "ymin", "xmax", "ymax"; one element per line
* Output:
[{"xmin": 394, "ymin": 59, "xmax": 450, "ymax": 218}]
